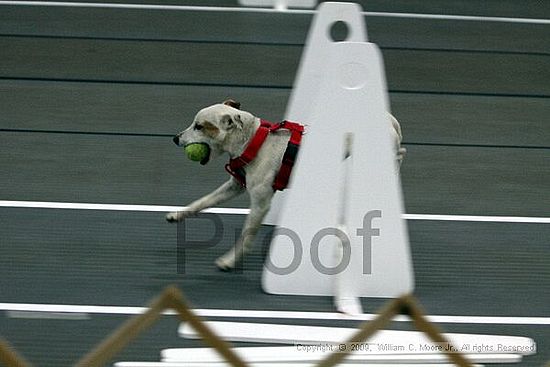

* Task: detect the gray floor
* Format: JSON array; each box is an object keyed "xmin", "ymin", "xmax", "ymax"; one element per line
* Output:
[{"xmin": 0, "ymin": 1, "xmax": 549, "ymax": 366}]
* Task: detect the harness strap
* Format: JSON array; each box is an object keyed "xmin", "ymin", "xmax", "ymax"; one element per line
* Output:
[
  {"xmin": 225, "ymin": 119, "xmax": 304, "ymax": 191},
  {"xmin": 272, "ymin": 121, "xmax": 304, "ymax": 191}
]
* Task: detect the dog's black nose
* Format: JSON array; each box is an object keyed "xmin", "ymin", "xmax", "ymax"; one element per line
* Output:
[{"xmin": 173, "ymin": 135, "xmax": 180, "ymax": 145}]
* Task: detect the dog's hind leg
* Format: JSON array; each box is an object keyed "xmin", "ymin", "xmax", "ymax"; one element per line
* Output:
[
  {"xmin": 166, "ymin": 178, "xmax": 244, "ymax": 222},
  {"xmin": 215, "ymin": 190, "xmax": 273, "ymax": 271},
  {"xmin": 389, "ymin": 113, "xmax": 406, "ymax": 169}
]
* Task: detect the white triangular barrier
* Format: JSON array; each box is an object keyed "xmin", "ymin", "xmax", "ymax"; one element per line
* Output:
[
  {"xmin": 262, "ymin": 3, "xmax": 413, "ymax": 302},
  {"xmin": 264, "ymin": 1, "xmax": 367, "ymax": 225}
]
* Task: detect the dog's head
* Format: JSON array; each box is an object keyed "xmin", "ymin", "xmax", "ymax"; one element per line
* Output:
[{"xmin": 173, "ymin": 99, "xmax": 256, "ymax": 165}]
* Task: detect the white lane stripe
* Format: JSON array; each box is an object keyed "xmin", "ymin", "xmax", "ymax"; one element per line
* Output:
[
  {"xmin": 366, "ymin": 11, "xmax": 550, "ymax": 25},
  {"xmin": 0, "ymin": 200, "xmax": 249, "ymax": 215},
  {"xmin": 402, "ymin": 213, "xmax": 550, "ymax": 224},
  {"xmin": 1, "ymin": 200, "xmax": 549, "ymax": 224},
  {"xmin": 1, "ymin": 303, "xmax": 548, "ymax": 325},
  {"xmin": 195, "ymin": 309, "xmax": 550, "ymax": 325},
  {"xmin": 1, "ymin": 1, "xmax": 550, "ymax": 25},
  {"xmin": 6, "ymin": 310, "xmax": 90, "ymax": 320}
]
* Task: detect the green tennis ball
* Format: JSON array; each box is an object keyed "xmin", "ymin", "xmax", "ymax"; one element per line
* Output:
[{"xmin": 184, "ymin": 143, "xmax": 210, "ymax": 162}]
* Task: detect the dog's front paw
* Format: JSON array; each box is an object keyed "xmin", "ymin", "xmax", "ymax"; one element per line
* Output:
[
  {"xmin": 215, "ymin": 254, "xmax": 236, "ymax": 272},
  {"xmin": 165, "ymin": 210, "xmax": 194, "ymax": 223},
  {"xmin": 165, "ymin": 211, "xmax": 181, "ymax": 222}
]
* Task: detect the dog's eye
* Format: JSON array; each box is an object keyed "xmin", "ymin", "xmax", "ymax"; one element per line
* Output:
[{"xmin": 194, "ymin": 124, "xmax": 204, "ymax": 131}]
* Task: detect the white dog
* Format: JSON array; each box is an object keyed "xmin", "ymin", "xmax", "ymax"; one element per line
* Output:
[{"xmin": 167, "ymin": 100, "xmax": 405, "ymax": 271}]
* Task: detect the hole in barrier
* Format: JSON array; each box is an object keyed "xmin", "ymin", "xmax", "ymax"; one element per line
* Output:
[{"xmin": 329, "ymin": 20, "xmax": 350, "ymax": 42}]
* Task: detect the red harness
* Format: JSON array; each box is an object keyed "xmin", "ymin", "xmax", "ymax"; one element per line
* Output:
[{"xmin": 225, "ymin": 120, "xmax": 304, "ymax": 191}]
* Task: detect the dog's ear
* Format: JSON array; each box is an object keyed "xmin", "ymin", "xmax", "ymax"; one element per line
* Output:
[
  {"xmin": 221, "ymin": 114, "xmax": 243, "ymax": 130},
  {"xmin": 223, "ymin": 99, "xmax": 241, "ymax": 110}
]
